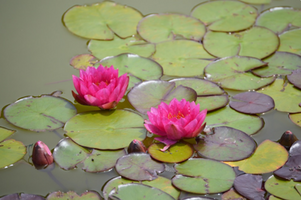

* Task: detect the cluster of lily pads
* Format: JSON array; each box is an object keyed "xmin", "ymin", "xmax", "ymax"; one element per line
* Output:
[{"xmin": 1, "ymin": 0, "xmax": 301, "ymax": 199}]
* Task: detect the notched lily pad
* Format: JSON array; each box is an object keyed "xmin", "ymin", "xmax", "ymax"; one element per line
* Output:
[
  {"xmin": 47, "ymin": 191, "xmax": 101, "ymax": 200},
  {"xmin": 274, "ymin": 155, "xmax": 301, "ymax": 181},
  {"xmin": 278, "ymin": 28, "xmax": 301, "ymax": 56},
  {"xmin": 115, "ymin": 153, "xmax": 165, "ymax": 181},
  {"xmin": 234, "ymin": 174, "xmax": 265, "ymax": 200},
  {"xmin": 288, "ymin": 68, "xmax": 301, "ymax": 90},
  {"xmin": 70, "ymin": 54, "xmax": 98, "ymax": 70}
]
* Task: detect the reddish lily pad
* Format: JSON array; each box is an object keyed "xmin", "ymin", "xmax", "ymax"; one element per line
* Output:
[
  {"xmin": 194, "ymin": 126, "xmax": 256, "ymax": 161},
  {"xmin": 115, "ymin": 153, "xmax": 165, "ymax": 181},
  {"xmin": 70, "ymin": 54, "xmax": 98, "ymax": 70},
  {"xmin": 274, "ymin": 155, "xmax": 301, "ymax": 181},
  {"xmin": 288, "ymin": 68, "xmax": 301, "ymax": 90},
  {"xmin": 229, "ymin": 92, "xmax": 275, "ymax": 114},
  {"xmin": 289, "ymin": 141, "xmax": 301, "ymax": 156},
  {"xmin": 221, "ymin": 188, "xmax": 247, "ymax": 200},
  {"xmin": 234, "ymin": 174, "xmax": 265, "ymax": 200},
  {"xmin": 47, "ymin": 191, "xmax": 101, "ymax": 200},
  {"xmin": 278, "ymin": 28, "xmax": 301, "ymax": 56},
  {"xmin": 0, "ymin": 193, "xmax": 45, "ymax": 200}
]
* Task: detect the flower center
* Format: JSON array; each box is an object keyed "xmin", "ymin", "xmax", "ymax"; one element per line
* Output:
[{"xmin": 168, "ymin": 111, "xmax": 185, "ymax": 120}]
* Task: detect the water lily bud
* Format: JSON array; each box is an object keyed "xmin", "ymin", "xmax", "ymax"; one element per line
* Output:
[
  {"xmin": 32, "ymin": 141, "xmax": 54, "ymax": 169},
  {"xmin": 278, "ymin": 130, "xmax": 298, "ymax": 150},
  {"xmin": 127, "ymin": 139, "xmax": 147, "ymax": 154}
]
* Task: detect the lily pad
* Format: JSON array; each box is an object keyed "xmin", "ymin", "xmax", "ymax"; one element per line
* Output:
[
  {"xmin": 194, "ymin": 126, "xmax": 256, "ymax": 161},
  {"xmin": 221, "ymin": 188, "xmax": 247, "ymax": 200},
  {"xmin": 256, "ymin": 7, "xmax": 301, "ymax": 34},
  {"xmin": 252, "ymin": 52, "xmax": 301, "ymax": 77},
  {"xmin": 151, "ymin": 40, "xmax": 214, "ymax": 77},
  {"xmin": 65, "ymin": 110, "xmax": 146, "ymax": 149},
  {"xmin": 0, "ymin": 127, "xmax": 15, "ymax": 142},
  {"xmin": 258, "ymin": 79, "xmax": 301, "ymax": 113},
  {"xmin": 172, "ymin": 158, "xmax": 235, "ymax": 194},
  {"xmin": 289, "ymin": 141, "xmax": 301, "ymax": 156},
  {"xmin": 70, "ymin": 54, "xmax": 98, "ymax": 70},
  {"xmin": 191, "ymin": 1, "xmax": 257, "ymax": 32},
  {"xmin": 63, "ymin": 2, "xmax": 142, "ymax": 40},
  {"xmin": 205, "ymin": 107, "xmax": 264, "ymax": 135},
  {"xmin": 233, "ymin": 174, "xmax": 265, "ymax": 200},
  {"xmin": 265, "ymin": 175, "xmax": 301, "ymax": 200},
  {"xmin": 239, "ymin": 0, "xmax": 271, "ymax": 4},
  {"xmin": 148, "ymin": 142, "xmax": 194, "ymax": 163},
  {"xmin": 4, "ymin": 95, "xmax": 77, "ymax": 132},
  {"xmin": 115, "ymin": 153, "xmax": 164, "ymax": 181},
  {"xmin": 278, "ymin": 28, "xmax": 301, "ymax": 56},
  {"xmin": 109, "ymin": 183, "xmax": 175, "ymax": 200},
  {"xmin": 225, "ymin": 140, "xmax": 288, "ymax": 174},
  {"xmin": 0, "ymin": 139, "xmax": 26, "ymax": 169},
  {"xmin": 88, "ymin": 36, "xmax": 155, "ymax": 60},
  {"xmin": 274, "ymin": 155, "xmax": 301, "ymax": 181},
  {"xmin": 204, "ymin": 56, "xmax": 276, "ymax": 91},
  {"xmin": 288, "ymin": 68, "xmax": 301, "ymax": 89},
  {"xmin": 47, "ymin": 191, "xmax": 101, "ymax": 200},
  {"xmin": 128, "ymin": 80, "xmax": 197, "ymax": 114},
  {"xmin": 0, "ymin": 193, "xmax": 45, "ymax": 200},
  {"xmin": 203, "ymin": 27, "xmax": 279, "ymax": 59},
  {"xmin": 137, "ymin": 13, "xmax": 206, "ymax": 43},
  {"xmin": 229, "ymin": 92, "xmax": 275, "ymax": 114}
]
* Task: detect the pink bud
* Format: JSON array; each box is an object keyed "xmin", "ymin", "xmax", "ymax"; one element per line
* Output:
[{"xmin": 32, "ymin": 141, "xmax": 53, "ymax": 169}]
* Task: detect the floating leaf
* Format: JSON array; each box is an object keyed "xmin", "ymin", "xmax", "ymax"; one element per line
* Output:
[
  {"xmin": 225, "ymin": 140, "xmax": 288, "ymax": 174},
  {"xmin": 63, "ymin": 2, "xmax": 142, "ymax": 40},
  {"xmin": 268, "ymin": 195, "xmax": 283, "ymax": 200},
  {"xmin": 88, "ymin": 36, "xmax": 155, "ymax": 60},
  {"xmin": 0, "ymin": 127, "xmax": 15, "ymax": 142},
  {"xmin": 191, "ymin": 1, "xmax": 257, "ymax": 32},
  {"xmin": 288, "ymin": 68, "xmax": 301, "ymax": 89},
  {"xmin": 229, "ymin": 92, "xmax": 275, "ymax": 114},
  {"xmin": 70, "ymin": 54, "xmax": 98, "ymax": 70},
  {"xmin": 0, "ymin": 193, "xmax": 45, "ymax": 200},
  {"xmin": 265, "ymin": 175, "xmax": 301, "ymax": 200},
  {"xmin": 256, "ymin": 7, "xmax": 301, "ymax": 34},
  {"xmin": 239, "ymin": 0, "xmax": 271, "ymax": 4},
  {"xmin": 278, "ymin": 29, "xmax": 301, "ymax": 56},
  {"xmin": 289, "ymin": 141, "xmax": 301, "ymax": 156},
  {"xmin": 65, "ymin": 110, "xmax": 146, "ymax": 150},
  {"xmin": 203, "ymin": 27, "xmax": 279, "ymax": 59},
  {"xmin": 115, "ymin": 153, "xmax": 164, "ymax": 181},
  {"xmin": 204, "ymin": 56, "xmax": 276, "ymax": 91},
  {"xmin": 258, "ymin": 79, "xmax": 301, "ymax": 113},
  {"xmin": 274, "ymin": 155, "xmax": 301, "ymax": 181},
  {"xmin": 4, "ymin": 95, "xmax": 77, "ymax": 132},
  {"xmin": 148, "ymin": 142, "xmax": 194, "ymax": 163},
  {"xmin": 194, "ymin": 126, "xmax": 256, "ymax": 161},
  {"xmin": 205, "ymin": 107, "xmax": 264, "ymax": 135},
  {"xmin": 182, "ymin": 197, "xmax": 214, "ymax": 200},
  {"xmin": 172, "ymin": 158, "xmax": 235, "ymax": 194},
  {"xmin": 0, "ymin": 139, "xmax": 26, "ymax": 169},
  {"xmin": 109, "ymin": 183, "xmax": 175, "ymax": 200},
  {"xmin": 128, "ymin": 80, "xmax": 197, "ymax": 114},
  {"xmin": 151, "ymin": 40, "xmax": 214, "ymax": 77},
  {"xmin": 233, "ymin": 174, "xmax": 265, "ymax": 200},
  {"xmin": 137, "ymin": 13, "xmax": 206, "ymax": 43},
  {"xmin": 47, "ymin": 191, "xmax": 101, "ymax": 200},
  {"xmin": 221, "ymin": 188, "xmax": 247, "ymax": 200}
]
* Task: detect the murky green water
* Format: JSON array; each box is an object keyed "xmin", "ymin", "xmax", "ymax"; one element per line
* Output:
[{"xmin": 1, "ymin": 0, "xmax": 301, "ymax": 199}]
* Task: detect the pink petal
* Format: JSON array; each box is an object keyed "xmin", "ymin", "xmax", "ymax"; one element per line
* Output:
[
  {"xmin": 72, "ymin": 91, "xmax": 88, "ymax": 105},
  {"xmin": 154, "ymin": 137, "xmax": 178, "ymax": 151},
  {"xmin": 100, "ymin": 101, "xmax": 117, "ymax": 110},
  {"xmin": 164, "ymin": 123, "xmax": 185, "ymax": 140},
  {"xmin": 184, "ymin": 119, "xmax": 198, "ymax": 137},
  {"xmin": 84, "ymin": 94, "xmax": 102, "ymax": 107},
  {"xmin": 144, "ymin": 123, "xmax": 167, "ymax": 136},
  {"xmin": 189, "ymin": 122, "xmax": 206, "ymax": 138},
  {"xmin": 72, "ymin": 75, "xmax": 81, "ymax": 94}
]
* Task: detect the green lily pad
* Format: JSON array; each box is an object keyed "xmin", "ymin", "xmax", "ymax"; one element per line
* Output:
[
  {"xmin": 0, "ymin": 126, "xmax": 15, "ymax": 142},
  {"xmin": 225, "ymin": 140, "xmax": 288, "ymax": 174},
  {"xmin": 137, "ymin": 13, "xmax": 206, "ymax": 43},
  {"xmin": 204, "ymin": 56, "xmax": 276, "ymax": 90},
  {"xmin": 289, "ymin": 113, "xmax": 301, "ymax": 128},
  {"xmin": 109, "ymin": 183, "xmax": 175, "ymax": 200},
  {"xmin": 88, "ymin": 36, "xmax": 155, "ymax": 60},
  {"xmin": 47, "ymin": 191, "xmax": 102, "ymax": 200},
  {"xmin": 115, "ymin": 153, "xmax": 164, "ymax": 181},
  {"xmin": 63, "ymin": 2, "xmax": 142, "ymax": 40},
  {"xmin": 70, "ymin": 54, "xmax": 98, "ymax": 70},
  {"xmin": 221, "ymin": 188, "xmax": 247, "ymax": 200},
  {"xmin": 151, "ymin": 40, "xmax": 214, "ymax": 77},
  {"xmin": 194, "ymin": 126, "xmax": 256, "ymax": 161},
  {"xmin": 240, "ymin": 0, "xmax": 271, "ymax": 4},
  {"xmin": 268, "ymin": 195, "xmax": 283, "ymax": 200},
  {"xmin": 172, "ymin": 158, "xmax": 235, "ymax": 194},
  {"xmin": 203, "ymin": 27, "xmax": 279, "ymax": 59},
  {"xmin": 65, "ymin": 110, "xmax": 146, "ymax": 149},
  {"xmin": 0, "ymin": 139, "xmax": 26, "ymax": 169},
  {"xmin": 205, "ymin": 107, "xmax": 264, "ymax": 135},
  {"xmin": 258, "ymin": 79, "xmax": 301, "ymax": 113},
  {"xmin": 265, "ymin": 175, "xmax": 301, "ymax": 200},
  {"xmin": 288, "ymin": 69, "xmax": 301, "ymax": 89},
  {"xmin": 191, "ymin": 1, "xmax": 257, "ymax": 32},
  {"xmin": 4, "ymin": 95, "xmax": 77, "ymax": 132},
  {"xmin": 252, "ymin": 52, "xmax": 301, "ymax": 77},
  {"xmin": 128, "ymin": 80, "xmax": 197, "ymax": 114},
  {"xmin": 148, "ymin": 142, "xmax": 194, "ymax": 163},
  {"xmin": 278, "ymin": 28, "xmax": 301, "ymax": 56},
  {"xmin": 256, "ymin": 7, "xmax": 301, "ymax": 34}
]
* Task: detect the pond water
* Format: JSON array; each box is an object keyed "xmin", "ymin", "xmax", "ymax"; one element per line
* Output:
[{"xmin": 0, "ymin": 0, "xmax": 301, "ymax": 199}]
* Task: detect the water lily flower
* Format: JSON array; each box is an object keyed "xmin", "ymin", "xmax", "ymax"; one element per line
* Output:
[
  {"xmin": 144, "ymin": 98, "xmax": 207, "ymax": 151},
  {"xmin": 32, "ymin": 141, "xmax": 54, "ymax": 169},
  {"xmin": 72, "ymin": 65, "xmax": 129, "ymax": 109}
]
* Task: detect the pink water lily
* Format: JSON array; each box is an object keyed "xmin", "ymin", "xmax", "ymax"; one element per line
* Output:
[
  {"xmin": 144, "ymin": 98, "xmax": 207, "ymax": 151},
  {"xmin": 72, "ymin": 65, "xmax": 129, "ymax": 109}
]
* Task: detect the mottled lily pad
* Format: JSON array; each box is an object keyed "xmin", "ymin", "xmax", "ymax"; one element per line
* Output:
[
  {"xmin": 278, "ymin": 28, "xmax": 301, "ymax": 56},
  {"xmin": 194, "ymin": 126, "xmax": 256, "ymax": 161},
  {"xmin": 88, "ymin": 36, "xmax": 155, "ymax": 60},
  {"xmin": 151, "ymin": 40, "xmax": 214, "ymax": 77},
  {"xmin": 128, "ymin": 80, "xmax": 197, "ymax": 114},
  {"xmin": 225, "ymin": 140, "xmax": 288, "ymax": 174},
  {"xmin": 4, "ymin": 95, "xmax": 77, "ymax": 132},
  {"xmin": 70, "ymin": 54, "xmax": 98, "ymax": 70},
  {"xmin": 115, "ymin": 153, "xmax": 164, "ymax": 181},
  {"xmin": 288, "ymin": 68, "xmax": 301, "ymax": 89},
  {"xmin": 65, "ymin": 110, "xmax": 146, "ymax": 149},
  {"xmin": 221, "ymin": 188, "xmax": 247, "ymax": 200},
  {"xmin": 172, "ymin": 158, "xmax": 235, "ymax": 194},
  {"xmin": 0, "ymin": 193, "xmax": 45, "ymax": 200},
  {"xmin": 0, "ymin": 127, "xmax": 15, "ymax": 142},
  {"xmin": 191, "ymin": 1, "xmax": 257, "ymax": 32},
  {"xmin": 234, "ymin": 174, "xmax": 265, "ymax": 200},
  {"xmin": 47, "ymin": 191, "xmax": 101, "ymax": 200},
  {"xmin": 258, "ymin": 79, "xmax": 301, "ymax": 113},
  {"xmin": 289, "ymin": 141, "xmax": 301, "ymax": 156},
  {"xmin": 205, "ymin": 107, "xmax": 264, "ymax": 135},
  {"xmin": 229, "ymin": 92, "xmax": 275, "ymax": 114},
  {"xmin": 240, "ymin": 0, "xmax": 271, "ymax": 4},
  {"xmin": 274, "ymin": 155, "xmax": 301, "ymax": 181},
  {"xmin": 203, "ymin": 27, "xmax": 279, "ymax": 59},
  {"xmin": 256, "ymin": 7, "xmax": 301, "ymax": 34},
  {"xmin": 0, "ymin": 138, "xmax": 26, "ymax": 169},
  {"xmin": 63, "ymin": 2, "xmax": 142, "ymax": 40},
  {"xmin": 204, "ymin": 56, "xmax": 276, "ymax": 91}
]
